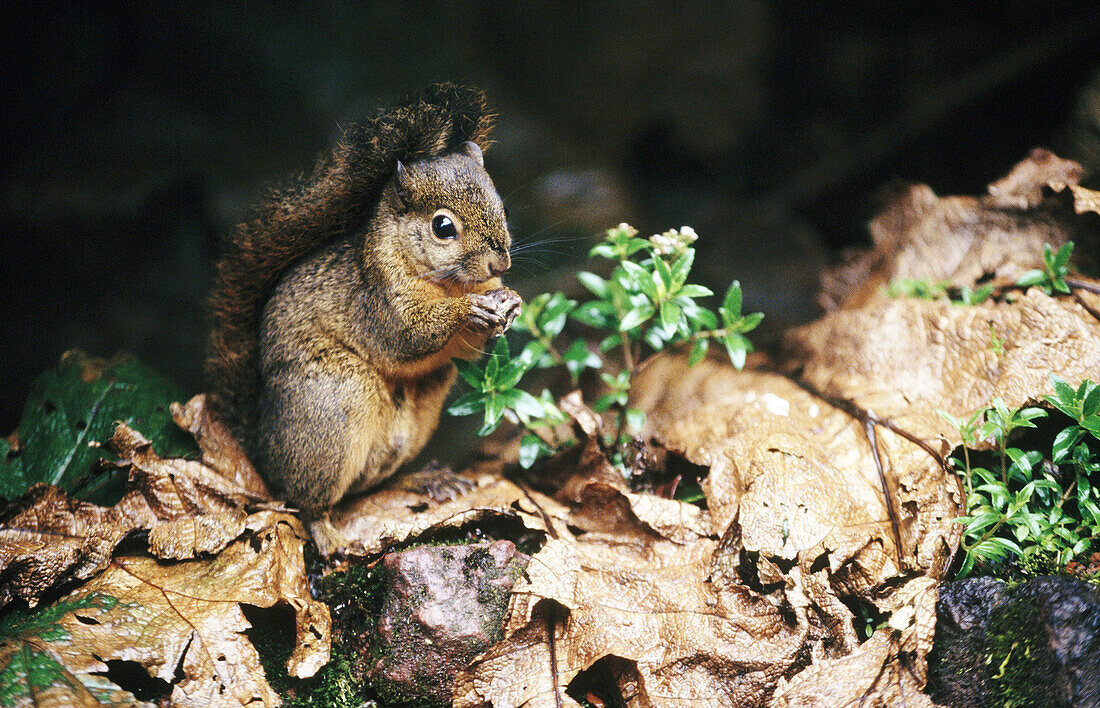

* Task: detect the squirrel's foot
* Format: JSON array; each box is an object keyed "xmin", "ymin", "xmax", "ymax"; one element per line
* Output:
[
  {"xmin": 467, "ymin": 288, "xmax": 521, "ymax": 335},
  {"xmin": 400, "ymin": 461, "xmax": 475, "ymax": 502},
  {"xmin": 306, "ymin": 511, "xmax": 355, "ymax": 558}
]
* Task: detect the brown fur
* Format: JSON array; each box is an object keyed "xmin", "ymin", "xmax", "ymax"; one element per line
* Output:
[{"xmin": 206, "ymin": 84, "xmax": 517, "ymax": 511}]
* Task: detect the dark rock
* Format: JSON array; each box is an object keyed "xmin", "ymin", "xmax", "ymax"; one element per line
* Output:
[
  {"xmin": 373, "ymin": 540, "xmax": 530, "ymax": 706},
  {"xmin": 928, "ymin": 576, "xmax": 1100, "ymax": 708}
]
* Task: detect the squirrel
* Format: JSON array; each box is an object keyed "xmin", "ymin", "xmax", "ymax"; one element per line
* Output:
[{"xmin": 206, "ymin": 84, "xmax": 520, "ymax": 515}]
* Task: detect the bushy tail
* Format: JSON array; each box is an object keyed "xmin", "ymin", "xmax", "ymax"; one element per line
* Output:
[{"xmin": 206, "ymin": 83, "xmax": 494, "ymax": 438}]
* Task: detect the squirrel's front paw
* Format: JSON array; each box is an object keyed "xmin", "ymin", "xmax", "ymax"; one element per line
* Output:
[{"xmin": 467, "ymin": 288, "xmax": 522, "ymax": 334}]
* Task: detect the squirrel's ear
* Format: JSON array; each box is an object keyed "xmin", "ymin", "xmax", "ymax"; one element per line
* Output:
[
  {"xmin": 460, "ymin": 141, "xmax": 484, "ymax": 167},
  {"xmin": 394, "ymin": 161, "xmax": 410, "ymax": 212}
]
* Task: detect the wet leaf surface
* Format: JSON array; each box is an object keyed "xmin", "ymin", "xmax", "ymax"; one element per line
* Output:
[{"xmin": 0, "ymin": 351, "xmax": 198, "ymax": 505}]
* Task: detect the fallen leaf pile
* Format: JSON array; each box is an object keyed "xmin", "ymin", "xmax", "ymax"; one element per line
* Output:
[
  {"xmin": 447, "ymin": 150, "xmax": 1097, "ymax": 707},
  {"xmin": 0, "ymin": 150, "xmax": 1097, "ymax": 707},
  {"xmin": 0, "ymin": 396, "xmax": 329, "ymax": 706}
]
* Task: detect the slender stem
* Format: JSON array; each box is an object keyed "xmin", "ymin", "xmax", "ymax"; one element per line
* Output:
[
  {"xmin": 539, "ymin": 334, "xmax": 566, "ymax": 366},
  {"xmin": 961, "ymin": 443, "xmax": 974, "ymax": 499},
  {"xmin": 963, "ymin": 514, "xmax": 1009, "ymax": 552},
  {"xmin": 621, "ymin": 337, "xmax": 635, "ymax": 373}
]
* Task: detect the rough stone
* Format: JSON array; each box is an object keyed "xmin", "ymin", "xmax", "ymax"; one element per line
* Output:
[
  {"xmin": 373, "ymin": 540, "xmax": 530, "ymax": 706},
  {"xmin": 928, "ymin": 576, "xmax": 1100, "ymax": 707}
]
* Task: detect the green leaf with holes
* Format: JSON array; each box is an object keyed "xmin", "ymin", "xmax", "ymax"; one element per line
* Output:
[
  {"xmin": 0, "ymin": 350, "xmax": 197, "ymax": 505},
  {"xmin": 0, "ymin": 592, "xmax": 135, "ymax": 706}
]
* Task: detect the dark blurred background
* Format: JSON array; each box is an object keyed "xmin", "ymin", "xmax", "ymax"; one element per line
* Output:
[{"xmin": 3, "ymin": 2, "xmax": 1100, "ymax": 433}]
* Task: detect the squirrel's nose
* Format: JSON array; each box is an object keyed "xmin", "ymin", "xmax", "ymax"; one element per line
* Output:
[{"xmin": 488, "ymin": 251, "xmax": 511, "ymax": 278}]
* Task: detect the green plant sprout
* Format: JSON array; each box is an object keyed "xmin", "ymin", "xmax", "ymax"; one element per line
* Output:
[
  {"xmin": 1015, "ymin": 241, "xmax": 1074, "ymax": 295},
  {"xmin": 940, "ymin": 375, "xmax": 1100, "ymax": 578},
  {"xmin": 884, "ymin": 278, "xmax": 995, "ymax": 306},
  {"xmin": 884, "ymin": 240, "xmax": 1076, "ymax": 307},
  {"xmin": 448, "ymin": 224, "xmax": 763, "ymax": 471}
]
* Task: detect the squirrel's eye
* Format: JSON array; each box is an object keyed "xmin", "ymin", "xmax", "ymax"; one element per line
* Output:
[{"xmin": 432, "ymin": 214, "xmax": 458, "ymax": 240}]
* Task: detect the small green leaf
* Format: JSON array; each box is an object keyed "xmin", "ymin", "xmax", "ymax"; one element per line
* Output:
[
  {"xmin": 589, "ymin": 242, "xmax": 617, "ymax": 259},
  {"xmin": 677, "ymin": 284, "xmax": 713, "ymax": 299},
  {"xmin": 1052, "ymin": 241, "xmax": 1074, "ymax": 270},
  {"xmin": 722, "ymin": 333, "xmax": 751, "ymax": 370},
  {"xmin": 571, "ymin": 301, "xmax": 614, "ymax": 329},
  {"xmin": 659, "ymin": 301, "xmax": 682, "ymax": 331},
  {"xmin": 737, "ymin": 311, "xmax": 764, "ymax": 333},
  {"xmin": 1015, "ymin": 269, "xmax": 1046, "ymax": 288},
  {"xmin": 592, "ymin": 393, "xmax": 617, "ymax": 413},
  {"xmin": 624, "ymin": 408, "xmax": 646, "ymax": 434},
  {"xmin": 519, "ymin": 434, "xmax": 547, "ymax": 469},
  {"xmin": 562, "ymin": 340, "xmax": 601, "ymax": 382},
  {"xmin": 723, "ymin": 281, "xmax": 743, "ymax": 319},
  {"xmin": 496, "ymin": 358, "xmax": 529, "ymax": 391},
  {"xmin": 1052, "ymin": 426, "xmax": 1084, "ymax": 462},
  {"xmin": 484, "ymin": 338, "xmax": 509, "ymax": 384},
  {"xmin": 619, "ymin": 303, "xmax": 655, "ymax": 332},
  {"xmin": 619, "ymin": 259, "xmax": 648, "ymax": 286},
  {"xmin": 599, "ymin": 333, "xmax": 622, "ymax": 352},
  {"xmin": 686, "ymin": 306, "xmax": 718, "ymax": 329},
  {"xmin": 688, "ymin": 338, "xmax": 709, "ymax": 366},
  {"xmin": 653, "ymin": 254, "xmax": 673, "ymax": 291},
  {"xmin": 539, "ymin": 293, "xmax": 576, "ymax": 336},
  {"xmin": 670, "ymin": 250, "xmax": 694, "ymax": 290},
  {"xmin": 447, "ymin": 391, "xmax": 487, "ymax": 416},
  {"xmin": 454, "ymin": 358, "xmax": 485, "ymax": 389},
  {"xmin": 576, "ymin": 271, "xmax": 610, "ymax": 299}
]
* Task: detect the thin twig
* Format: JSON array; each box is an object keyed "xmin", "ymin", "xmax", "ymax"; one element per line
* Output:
[
  {"xmin": 546, "ymin": 604, "xmax": 564, "ymax": 708},
  {"xmin": 864, "ymin": 420, "xmax": 905, "ymax": 568}
]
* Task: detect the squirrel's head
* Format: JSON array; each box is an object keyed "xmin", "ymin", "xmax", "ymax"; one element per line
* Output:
[{"xmin": 380, "ymin": 142, "xmax": 511, "ymax": 287}]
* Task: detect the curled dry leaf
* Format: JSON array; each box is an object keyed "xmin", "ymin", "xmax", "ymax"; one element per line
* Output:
[
  {"xmin": 771, "ymin": 577, "xmax": 941, "ymax": 707},
  {"xmin": 819, "ymin": 149, "xmax": 1097, "ymax": 311},
  {"xmin": 458, "ymin": 536, "xmax": 810, "ymax": 708},
  {"xmin": 321, "ymin": 466, "xmax": 572, "ymax": 558},
  {"xmin": 0, "ymin": 484, "xmax": 134, "ymax": 609},
  {"xmin": 0, "ymin": 511, "xmax": 329, "ymax": 707},
  {"xmin": 170, "ymin": 394, "xmax": 271, "ymax": 500},
  {"xmin": 147, "ymin": 510, "xmax": 248, "ymax": 560}
]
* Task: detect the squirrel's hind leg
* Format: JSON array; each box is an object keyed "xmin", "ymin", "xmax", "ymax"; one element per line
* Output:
[{"xmin": 254, "ymin": 359, "xmax": 393, "ymax": 513}]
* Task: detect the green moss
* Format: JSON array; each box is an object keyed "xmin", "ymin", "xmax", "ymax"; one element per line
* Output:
[
  {"xmin": 246, "ymin": 558, "xmax": 390, "ymax": 707},
  {"xmin": 985, "ymin": 599, "xmax": 1059, "ymax": 707}
]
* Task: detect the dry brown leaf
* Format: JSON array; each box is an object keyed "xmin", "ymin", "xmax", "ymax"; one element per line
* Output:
[
  {"xmin": 147, "ymin": 509, "xmax": 248, "ymax": 560},
  {"xmin": 170, "ymin": 394, "xmax": 271, "ymax": 499},
  {"xmin": 770, "ymin": 578, "xmax": 941, "ymax": 707},
  {"xmin": 0, "ymin": 422, "xmax": 271, "ymax": 608},
  {"xmin": 456, "ymin": 535, "xmax": 811, "ymax": 707},
  {"xmin": 1065, "ymin": 183, "xmax": 1100, "ymax": 215},
  {"xmin": 321, "ymin": 468, "xmax": 571, "ymax": 557},
  {"xmin": 819, "ymin": 150, "xmax": 1097, "ymax": 311},
  {"xmin": 785, "ymin": 290, "xmax": 1100, "ymax": 447},
  {"xmin": 0, "ymin": 484, "xmax": 134, "ymax": 608},
  {"xmin": 985, "ymin": 147, "xmax": 1083, "ymax": 209},
  {"xmin": 11, "ymin": 511, "xmax": 328, "ymax": 707},
  {"xmin": 109, "ymin": 423, "xmax": 266, "ymax": 518},
  {"xmin": 635, "ymin": 358, "xmax": 958, "ymax": 579}
]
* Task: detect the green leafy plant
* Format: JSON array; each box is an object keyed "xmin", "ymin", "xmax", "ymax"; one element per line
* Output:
[
  {"xmin": 1015, "ymin": 241, "xmax": 1074, "ymax": 295},
  {"xmin": 448, "ymin": 224, "xmax": 762, "ymax": 472},
  {"xmin": 884, "ymin": 278, "xmax": 994, "ymax": 306},
  {"xmin": 941, "ymin": 375, "xmax": 1100, "ymax": 577},
  {"xmin": 884, "ymin": 278, "xmax": 951, "ymax": 301}
]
